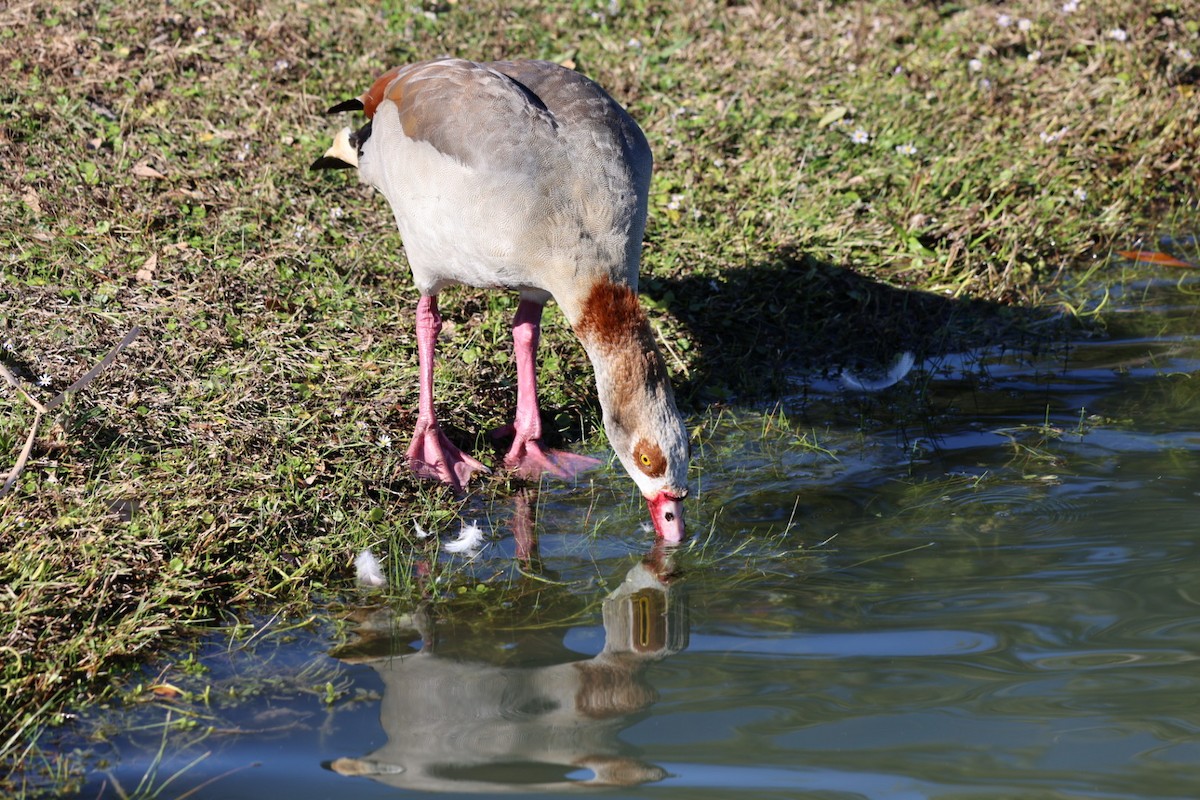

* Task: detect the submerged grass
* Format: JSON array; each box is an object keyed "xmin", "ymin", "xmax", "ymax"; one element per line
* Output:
[{"xmin": 1, "ymin": 0, "xmax": 1198, "ymax": 791}]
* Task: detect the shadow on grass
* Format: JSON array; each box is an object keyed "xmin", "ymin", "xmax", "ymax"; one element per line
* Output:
[{"xmin": 645, "ymin": 245, "xmax": 1075, "ymax": 406}]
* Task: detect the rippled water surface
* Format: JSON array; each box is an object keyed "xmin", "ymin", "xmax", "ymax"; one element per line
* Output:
[{"xmin": 73, "ymin": 276, "xmax": 1200, "ymax": 799}]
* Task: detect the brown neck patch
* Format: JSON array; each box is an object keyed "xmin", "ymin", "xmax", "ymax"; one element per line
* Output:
[
  {"xmin": 575, "ymin": 280, "xmax": 669, "ymax": 415},
  {"xmin": 575, "ymin": 281, "xmax": 647, "ymax": 351},
  {"xmin": 576, "ymin": 280, "xmax": 643, "ymax": 343}
]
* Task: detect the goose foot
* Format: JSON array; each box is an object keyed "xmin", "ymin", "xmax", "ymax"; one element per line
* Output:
[
  {"xmin": 407, "ymin": 422, "xmax": 490, "ymax": 492},
  {"xmin": 492, "ymin": 423, "xmax": 601, "ymax": 481}
]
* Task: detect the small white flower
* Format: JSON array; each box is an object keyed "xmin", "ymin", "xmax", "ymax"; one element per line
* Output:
[
  {"xmin": 443, "ymin": 520, "xmax": 486, "ymax": 555},
  {"xmin": 1108, "ymin": 28, "xmax": 1128, "ymax": 42},
  {"xmin": 378, "ymin": 434, "xmax": 392, "ymax": 448},
  {"xmin": 1062, "ymin": 0, "xmax": 1079, "ymax": 13},
  {"xmin": 627, "ymin": 38, "xmax": 642, "ymax": 50},
  {"xmin": 895, "ymin": 143, "xmax": 918, "ymax": 156},
  {"xmin": 273, "ymin": 59, "xmax": 290, "ymax": 72},
  {"xmin": 1073, "ymin": 187, "xmax": 1088, "ymax": 201},
  {"xmin": 329, "ymin": 206, "xmax": 344, "ymax": 220},
  {"xmin": 968, "ymin": 58, "xmax": 984, "ymax": 73},
  {"xmin": 979, "ymin": 78, "xmax": 993, "ymax": 90},
  {"xmin": 37, "ymin": 373, "xmax": 51, "ymax": 387},
  {"xmin": 666, "ymin": 193, "xmax": 684, "ymax": 211},
  {"xmin": 850, "ymin": 128, "xmax": 871, "ymax": 145},
  {"xmin": 194, "ymin": 26, "xmax": 207, "ymax": 38},
  {"xmin": 333, "ymin": 406, "xmax": 344, "ymax": 417},
  {"xmin": 997, "ymin": 13, "xmax": 1011, "ymax": 27},
  {"xmin": 1018, "ymin": 18, "xmax": 1032, "ymax": 32},
  {"xmin": 2, "ymin": 339, "xmax": 13, "ymax": 352},
  {"xmin": 1028, "ymin": 50, "xmax": 1042, "ymax": 61}
]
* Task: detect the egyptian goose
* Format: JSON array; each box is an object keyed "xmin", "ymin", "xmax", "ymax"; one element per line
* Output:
[{"xmin": 312, "ymin": 59, "xmax": 689, "ymax": 541}]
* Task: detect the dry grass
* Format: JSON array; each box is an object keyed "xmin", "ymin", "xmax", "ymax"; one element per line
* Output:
[{"xmin": 1, "ymin": 0, "xmax": 1197, "ymax": 790}]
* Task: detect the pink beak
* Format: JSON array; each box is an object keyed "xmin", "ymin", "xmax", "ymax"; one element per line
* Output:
[{"xmin": 647, "ymin": 490, "xmax": 686, "ymax": 543}]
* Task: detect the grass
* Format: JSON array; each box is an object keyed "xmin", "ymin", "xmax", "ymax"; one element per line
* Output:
[{"xmin": 1, "ymin": 0, "xmax": 1198, "ymax": 791}]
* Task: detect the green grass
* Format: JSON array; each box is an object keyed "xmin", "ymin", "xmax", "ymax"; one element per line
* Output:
[{"xmin": 1, "ymin": 0, "xmax": 1198, "ymax": 791}]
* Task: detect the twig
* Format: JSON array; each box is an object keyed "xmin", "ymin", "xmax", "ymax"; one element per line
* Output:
[
  {"xmin": 0, "ymin": 362, "xmax": 49, "ymax": 414},
  {"xmin": 651, "ymin": 321, "xmax": 690, "ymax": 378},
  {"xmin": 0, "ymin": 412, "xmax": 42, "ymax": 500},
  {"xmin": 44, "ymin": 326, "xmax": 141, "ymax": 411},
  {"xmin": 0, "ymin": 327, "xmax": 141, "ymax": 500}
]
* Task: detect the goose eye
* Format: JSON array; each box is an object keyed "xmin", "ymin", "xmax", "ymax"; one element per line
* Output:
[{"xmin": 633, "ymin": 441, "xmax": 666, "ymax": 477}]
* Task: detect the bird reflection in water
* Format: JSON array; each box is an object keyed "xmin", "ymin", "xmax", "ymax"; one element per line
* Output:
[{"xmin": 327, "ymin": 490, "xmax": 688, "ymax": 792}]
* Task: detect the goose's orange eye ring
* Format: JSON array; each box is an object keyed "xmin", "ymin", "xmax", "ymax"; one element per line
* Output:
[{"xmin": 633, "ymin": 441, "xmax": 666, "ymax": 477}]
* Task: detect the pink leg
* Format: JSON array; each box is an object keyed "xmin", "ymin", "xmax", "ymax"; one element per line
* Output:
[
  {"xmin": 496, "ymin": 299, "xmax": 600, "ymax": 481},
  {"xmin": 407, "ymin": 295, "xmax": 489, "ymax": 491}
]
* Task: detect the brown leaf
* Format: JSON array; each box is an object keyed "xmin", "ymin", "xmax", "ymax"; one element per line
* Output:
[
  {"xmin": 264, "ymin": 296, "xmax": 296, "ymax": 313},
  {"xmin": 135, "ymin": 252, "xmax": 158, "ymax": 282},
  {"xmin": 132, "ymin": 162, "xmax": 167, "ymax": 180},
  {"xmin": 21, "ymin": 188, "xmax": 41, "ymax": 216},
  {"xmin": 1116, "ymin": 250, "xmax": 1196, "ymax": 269}
]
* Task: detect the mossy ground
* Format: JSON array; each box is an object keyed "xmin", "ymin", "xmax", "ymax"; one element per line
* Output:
[{"xmin": 1, "ymin": 0, "xmax": 1197, "ymax": 790}]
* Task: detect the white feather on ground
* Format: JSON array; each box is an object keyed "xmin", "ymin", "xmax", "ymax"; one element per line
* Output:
[
  {"xmin": 355, "ymin": 548, "xmax": 387, "ymax": 587},
  {"xmin": 840, "ymin": 351, "xmax": 916, "ymax": 392},
  {"xmin": 443, "ymin": 520, "xmax": 486, "ymax": 555},
  {"xmin": 413, "ymin": 520, "xmax": 431, "ymax": 539}
]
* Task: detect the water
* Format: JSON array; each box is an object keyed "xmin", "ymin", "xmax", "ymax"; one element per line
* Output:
[{"xmin": 69, "ymin": 273, "xmax": 1200, "ymax": 798}]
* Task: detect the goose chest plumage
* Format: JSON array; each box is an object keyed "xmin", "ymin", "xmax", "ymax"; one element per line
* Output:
[{"xmin": 313, "ymin": 58, "xmax": 689, "ymax": 541}]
